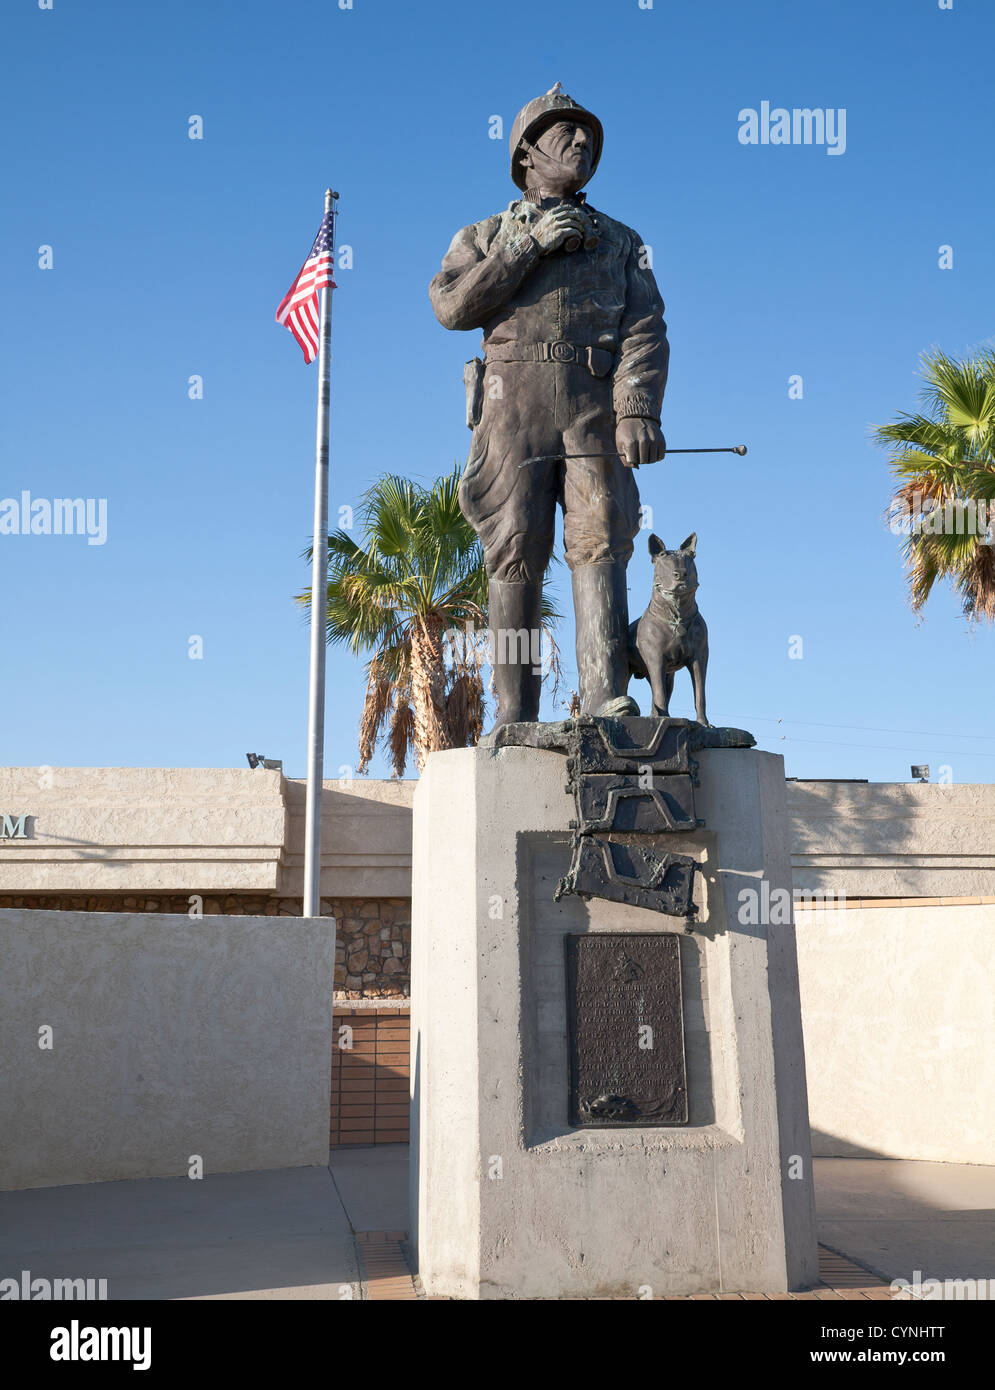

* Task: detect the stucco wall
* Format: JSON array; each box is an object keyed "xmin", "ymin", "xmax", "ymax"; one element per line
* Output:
[
  {"xmin": 0, "ymin": 892, "xmax": 410, "ymax": 998},
  {"xmin": 3, "ymin": 767, "xmax": 994, "ymax": 1168},
  {"xmin": 0, "ymin": 908, "xmax": 335, "ymax": 1190},
  {"xmin": 5, "ymin": 766, "xmax": 995, "ymax": 904},
  {"xmin": 789, "ymin": 780, "xmax": 995, "ymax": 898},
  {"xmin": 795, "ymin": 902, "xmax": 995, "ymax": 1165},
  {"xmin": 0, "ymin": 767, "xmax": 415, "ymax": 900},
  {"xmin": 0, "ymin": 767, "xmax": 288, "ymax": 894}
]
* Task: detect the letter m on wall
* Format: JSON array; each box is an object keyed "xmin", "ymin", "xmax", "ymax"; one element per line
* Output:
[{"xmin": 0, "ymin": 813, "xmax": 29, "ymax": 839}]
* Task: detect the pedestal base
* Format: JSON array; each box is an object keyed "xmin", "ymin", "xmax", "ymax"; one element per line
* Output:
[{"xmin": 410, "ymin": 742, "xmax": 818, "ymax": 1298}]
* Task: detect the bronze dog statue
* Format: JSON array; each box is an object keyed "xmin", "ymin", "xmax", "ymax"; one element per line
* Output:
[{"xmin": 626, "ymin": 533, "xmax": 709, "ymax": 725}]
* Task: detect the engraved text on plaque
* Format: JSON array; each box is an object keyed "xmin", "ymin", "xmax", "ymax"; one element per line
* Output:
[{"xmin": 565, "ymin": 932, "xmax": 688, "ymax": 1126}]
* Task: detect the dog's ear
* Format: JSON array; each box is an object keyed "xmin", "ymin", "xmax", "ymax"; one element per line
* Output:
[
  {"xmin": 679, "ymin": 532, "xmax": 698, "ymax": 556},
  {"xmin": 648, "ymin": 533, "xmax": 666, "ymax": 558}
]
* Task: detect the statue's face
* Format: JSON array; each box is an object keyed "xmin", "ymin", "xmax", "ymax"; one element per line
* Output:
[{"xmin": 522, "ymin": 119, "xmax": 594, "ymax": 194}]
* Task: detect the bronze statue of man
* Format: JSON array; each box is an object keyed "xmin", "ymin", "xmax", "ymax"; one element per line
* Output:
[{"xmin": 430, "ymin": 84, "xmax": 669, "ymax": 725}]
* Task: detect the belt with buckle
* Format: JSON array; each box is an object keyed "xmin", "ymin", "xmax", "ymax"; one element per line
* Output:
[{"xmin": 484, "ymin": 341, "xmax": 615, "ymax": 374}]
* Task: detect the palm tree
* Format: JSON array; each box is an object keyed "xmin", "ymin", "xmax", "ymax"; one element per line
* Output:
[
  {"xmin": 877, "ymin": 346, "xmax": 995, "ymax": 620},
  {"xmin": 297, "ymin": 466, "xmax": 562, "ymax": 776}
]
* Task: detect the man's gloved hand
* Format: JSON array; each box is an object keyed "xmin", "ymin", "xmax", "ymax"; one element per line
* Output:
[
  {"xmin": 529, "ymin": 205, "xmax": 588, "ymax": 256},
  {"xmin": 616, "ymin": 417, "xmax": 666, "ymax": 467}
]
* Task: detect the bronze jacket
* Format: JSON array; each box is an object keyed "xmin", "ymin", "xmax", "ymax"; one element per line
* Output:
[{"xmin": 429, "ymin": 198, "xmax": 669, "ymax": 423}]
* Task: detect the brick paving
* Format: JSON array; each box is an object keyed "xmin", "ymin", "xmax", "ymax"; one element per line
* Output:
[
  {"xmin": 354, "ymin": 1231, "xmax": 419, "ymax": 1301},
  {"xmin": 657, "ymin": 1247, "xmax": 888, "ymax": 1302}
]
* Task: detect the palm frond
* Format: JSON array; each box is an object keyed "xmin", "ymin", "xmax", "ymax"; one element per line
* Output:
[
  {"xmin": 387, "ymin": 693, "xmax": 415, "ymax": 779},
  {"xmin": 295, "ymin": 463, "xmax": 565, "ymax": 772},
  {"xmin": 445, "ymin": 670, "xmax": 485, "ymax": 749},
  {"xmin": 357, "ymin": 666, "xmax": 394, "ymax": 775},
  {"xmin": 878, "ymin": 345, "xmax": 995, "ymax": 619}
]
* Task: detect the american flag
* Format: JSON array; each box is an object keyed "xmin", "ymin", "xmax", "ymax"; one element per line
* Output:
[{"xmin": 275, "ymin": 211, "xmax": 337, "ymax": 363}]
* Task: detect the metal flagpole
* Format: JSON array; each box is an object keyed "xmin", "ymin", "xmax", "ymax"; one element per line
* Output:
[{"xmin": 303, "ymin": 187, "xmax": 338, "ymax": 919}]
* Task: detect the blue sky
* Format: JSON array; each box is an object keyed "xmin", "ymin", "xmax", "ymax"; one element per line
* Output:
[{"xmin": 2, "ymin": 0, "xmax": 993, "ymax": 784}]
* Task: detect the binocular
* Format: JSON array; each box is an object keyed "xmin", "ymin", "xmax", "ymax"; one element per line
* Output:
[
  {"xmin": 563, "ymin": 208, "xmax": 599, "ymax": 254},
  {"xmin": 515, "ymin": 198, "xmax": 600, "ymax": 254}
]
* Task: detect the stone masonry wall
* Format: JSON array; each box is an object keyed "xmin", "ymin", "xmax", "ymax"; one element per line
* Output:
[
  {"xmin": 0, "ymin": 893, "xmax": 411, "ymax": 1000},
  {"xmin": 332, "ymin": 899, "xmax": 411, "ymax": 998}
]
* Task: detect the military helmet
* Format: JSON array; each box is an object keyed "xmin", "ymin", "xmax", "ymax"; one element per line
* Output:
[{"xmin": 509, "ymin": 83, "xmax": 603, "ymax": 191}]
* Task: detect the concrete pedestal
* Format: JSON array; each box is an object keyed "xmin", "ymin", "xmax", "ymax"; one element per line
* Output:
[{"xmin": 409, "ymin": 743, "xmax": 818, "ymax": 1299}]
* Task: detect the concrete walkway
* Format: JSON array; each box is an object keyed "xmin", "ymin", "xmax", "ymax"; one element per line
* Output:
[
  {"xmin": 814, "ymin": 1157, "xmax": 995, "ymax": 1287},
  {"xmin": 330, "ymin": 1145, "xmax": 408, "ymax": 1233},
  {"xmin": 0, "ymin": 1164, "xmax": 360, "ymax": 1301},
  {"xmin": 1, "ymin": 1150, "xmax": 989, "ymax": 1298}
]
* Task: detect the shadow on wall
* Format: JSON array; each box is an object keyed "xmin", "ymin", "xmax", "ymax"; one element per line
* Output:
[
  {"xmin": 786, "ymin": 778, "xmax": 989, "ymax": 898},
  {"xmin": 408, "ymin": 1031, "xmax": 420, "ymax": 1272},
  {"xmin": 811, "ymin": 1131, "xmax": 897, "ymax": 1159}
]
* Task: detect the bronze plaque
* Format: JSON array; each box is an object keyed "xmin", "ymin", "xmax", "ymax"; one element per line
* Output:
[{"xmin": 565, "ymin": 932, "xmax": 687, "ymax": 1127}]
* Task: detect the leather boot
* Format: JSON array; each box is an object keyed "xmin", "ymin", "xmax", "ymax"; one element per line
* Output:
[
  {"xmin": 572, "ymin": 560, "xmax": 640, "ymax": 717},
  {"xmin": 487, "ymin": 577, "xmax": 542, "ymax": 727}
]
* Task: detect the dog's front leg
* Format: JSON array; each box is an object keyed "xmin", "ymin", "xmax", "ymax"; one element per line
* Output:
[
  {"xmin": 650, "ymin": 668, "xmax": 673, "ymax": 719},
  {"xmin": 691, "ymin": 654, "xmax": 710, "ymax": 726}
]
